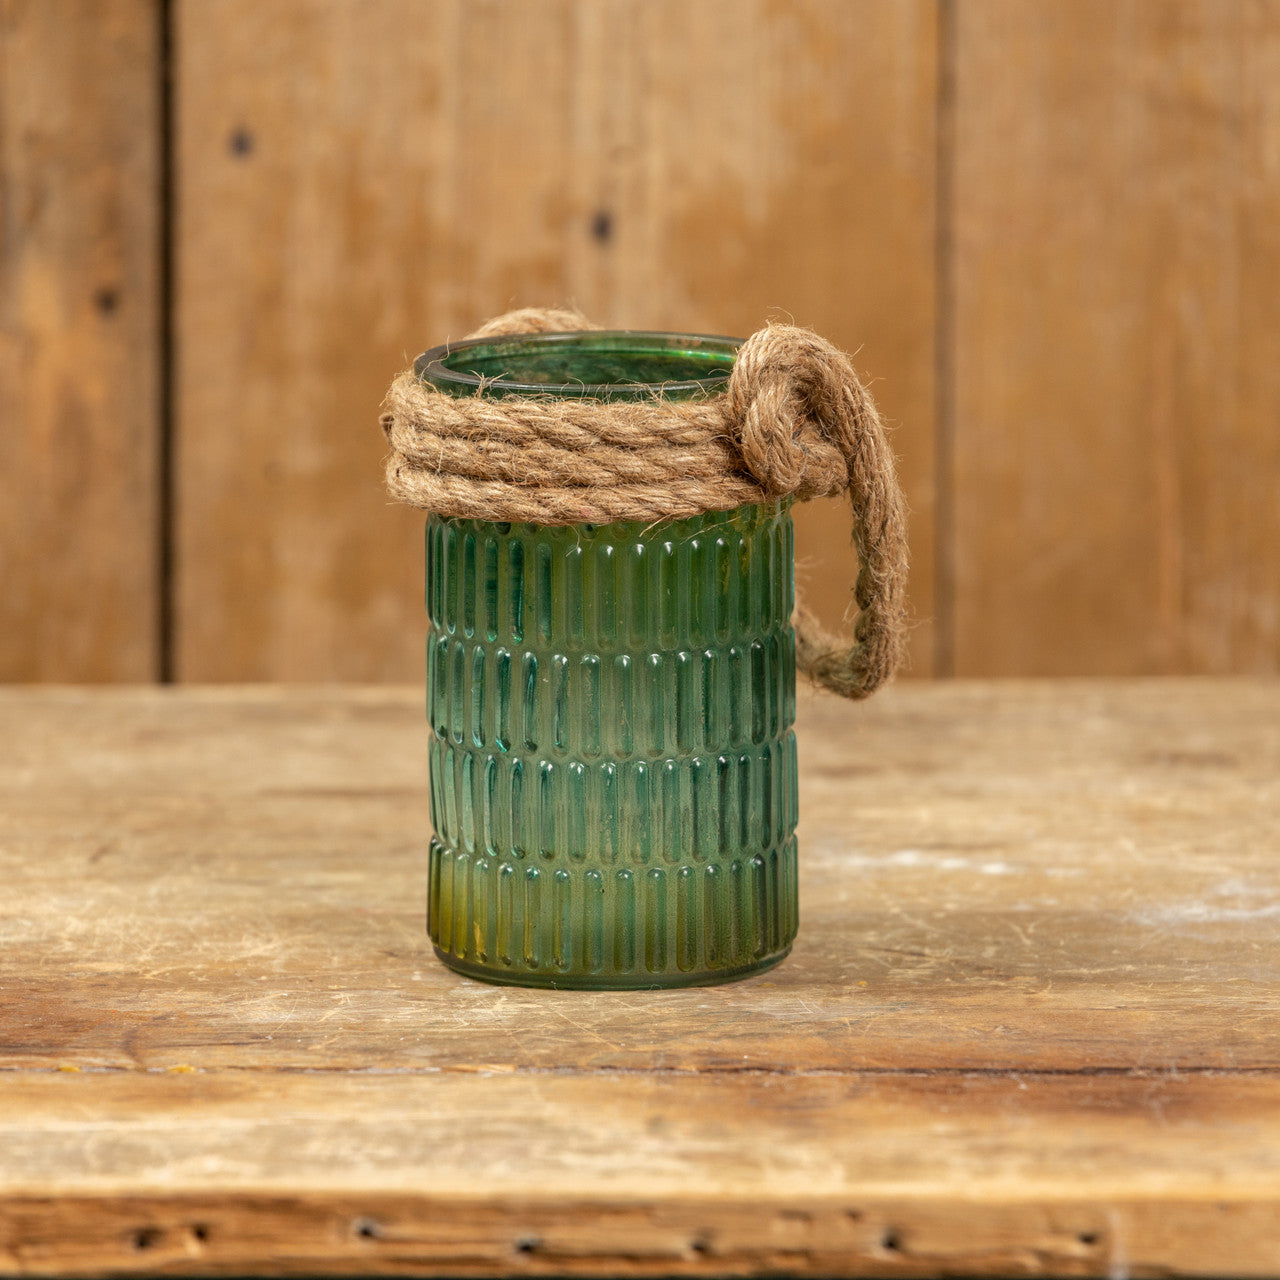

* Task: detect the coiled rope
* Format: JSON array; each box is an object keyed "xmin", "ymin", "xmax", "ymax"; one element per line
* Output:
[{"xmin": 382, "ymin": 308, "xmax": 907, "ymax": 699}]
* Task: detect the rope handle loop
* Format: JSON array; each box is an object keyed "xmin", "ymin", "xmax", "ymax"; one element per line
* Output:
[{"xmin": 382, "ymin": 308, "xmax": 908, "ymax": 698}]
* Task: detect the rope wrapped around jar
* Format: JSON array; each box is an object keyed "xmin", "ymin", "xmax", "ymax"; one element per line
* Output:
[{"xmin": 381, "ymin": 307, "xmax": 909, "ymax": 700}]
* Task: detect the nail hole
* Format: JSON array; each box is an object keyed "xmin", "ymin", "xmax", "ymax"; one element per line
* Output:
[
  {"xmin": 132, "ymin": 1228, "xmax": 162, "ymax": 1251},
  {"xmin": 191, "ymin": 1225, "xmax": 209, "ymax": 1243},
  {"xmin": 690, "ymin": 1238, "xmax": 710, "ymax": 1255},
  {"xmin": 591, "ymin": 209, "xmax": 613, "ymax": 243},
  {"xmin": 354, "ymin": 1219, "xmax": 382, "ymax": 1240},
  {"xmin": 881, "ymin": 1230, "xmax": 901, "ymax": 1252},
  {"xmin": 1078, "ymin": 1232, "xmax": 1099, "ymax": 1246},
  {"xmin": 514, "ymin": 1236, "xmax": 540, "ymax": 1254},
  {"xmin": 93, "ymin": 286, "xmax": 120, "ymax": 315},
  {"xmin": 228, "ymin": 127, "xmax": 255, "ymax": 157}
]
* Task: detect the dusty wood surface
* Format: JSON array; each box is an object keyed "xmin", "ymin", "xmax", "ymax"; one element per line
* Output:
[
  {"xmin": 0, "ymin": 1, "xmax": 160, "ymax": 680},
  {"xmin": 1, "ymin": 681, "xmax": 1279, "ymax": 1276},
  {"xmin": 951, "ymin": 2, "xmax": 1280, "ymax": 677},
  {"xmin": 173, "ymin": 0, "xmax": 936, "ymax": 681}
]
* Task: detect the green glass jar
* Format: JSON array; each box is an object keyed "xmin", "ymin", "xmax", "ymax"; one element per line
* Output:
[{"xmin": 417, "ymin": 331, "xmax": 798, "ymax": 988}]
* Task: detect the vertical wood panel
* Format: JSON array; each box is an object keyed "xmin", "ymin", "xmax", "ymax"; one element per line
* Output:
[
  {"xmin": 952, "ymin": 1, "xmax": 1280, "ymax": 676},
  {"xmin": 175, "ymin": 0, "xmax": 936, "ymax": 682},
  {"xmin": 0, "ymin": 0, "xmax": 160, "ymax": 681},
  {"xmin": 574, "ymin": 0, "xmax": 938, "ymax": 679}
]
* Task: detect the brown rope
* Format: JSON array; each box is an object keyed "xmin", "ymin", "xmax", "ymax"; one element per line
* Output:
[{"xmin": 381, "ymin": 308, "xmax": 908, "ymax": 699}]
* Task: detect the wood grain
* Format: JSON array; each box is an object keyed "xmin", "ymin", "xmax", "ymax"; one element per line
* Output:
[
  {"xmin": 0, "ymin": 0, "xmax": 160, "ymax": 680},
  {"xmin": 1, "ymin": 682, "xmax": 1279, "ymax": 1274},
  {"xmin": 565, "ymin": 1, "xmax": 938, "ymax": 676},
  {"xmin": 11, "ymin": 3, "xmax": 1280, "ymax": 688},
  {"xmin": 174, "ymin": 0, "xmax": 937, "ymax": 681},
  {"xmin": 951, "ymin": 1, "xmax": 1280, "ymax": 676},
  {"xmin": 2, "ymin": 682, "xmax": 1278, "ymax": 1072},
  {"xmin": 2, "ymin": 1076, "xmax": 1280, "ymax": 1277}
]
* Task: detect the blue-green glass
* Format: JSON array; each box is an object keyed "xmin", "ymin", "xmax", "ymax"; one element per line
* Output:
[{"xmin": 418, "ymin": 331, "xmax": 799, "ymax": 988}]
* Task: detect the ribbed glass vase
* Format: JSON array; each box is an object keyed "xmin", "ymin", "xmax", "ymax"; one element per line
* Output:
[{"xmin": 417, "ymin": 331, "xmax": 799, "ymax": 988}]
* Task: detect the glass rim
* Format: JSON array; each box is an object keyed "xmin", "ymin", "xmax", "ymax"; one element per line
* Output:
[{"xmin": 412, "ymin": 329, "xmax": 743, "ymax": 401}]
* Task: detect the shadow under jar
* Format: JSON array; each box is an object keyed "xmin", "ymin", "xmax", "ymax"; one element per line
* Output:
[{"xmin": 417, "ymin": 330, "xmax": 798, "ymax": 988}]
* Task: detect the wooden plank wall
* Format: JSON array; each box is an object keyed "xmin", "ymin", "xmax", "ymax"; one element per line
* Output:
[
  {"xmin": 2, "ymin": 0, "xmax": 1278, "ymax": 682},
  {"xmin": 950, "ymin": 1, "xmax": 1280, "ymax": 676},
  {"xmin": 172, "ymin": 0, "xmax": 938, "ymax": 681},
  {"xmin": 0, "ymin": 0, "xmax": 161, "ymax": 681}
]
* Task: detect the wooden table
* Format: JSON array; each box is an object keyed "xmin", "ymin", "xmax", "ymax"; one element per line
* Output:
[{"xmin": 2, "ymin": 682, "xmax": 1278, "ymax": 1277}]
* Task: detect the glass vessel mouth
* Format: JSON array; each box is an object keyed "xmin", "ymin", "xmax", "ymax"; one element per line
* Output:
[{"xmin": 413, "ymin": 329, "xmax": 742, "ymax": 402}]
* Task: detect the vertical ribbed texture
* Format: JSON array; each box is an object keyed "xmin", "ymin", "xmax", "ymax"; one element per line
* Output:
[{"xmin": 426, "ymin": 501, "xmax": 798, "ymax": 988}]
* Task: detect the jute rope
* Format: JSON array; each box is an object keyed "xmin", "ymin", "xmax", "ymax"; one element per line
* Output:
[{"xmin": 381, "ymin": 308, "xmax": 908, "ymax": 699}]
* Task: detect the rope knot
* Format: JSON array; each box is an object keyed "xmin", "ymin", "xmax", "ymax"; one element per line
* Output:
[{"xmin": 725, "ymin": 324, "xmax": 853, "ymax": 501}]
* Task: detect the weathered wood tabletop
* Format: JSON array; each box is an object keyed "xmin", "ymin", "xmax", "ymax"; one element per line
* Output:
[{"xmin": 1, "ymin": 682, "xmax": 1278, "ymax": 1277}]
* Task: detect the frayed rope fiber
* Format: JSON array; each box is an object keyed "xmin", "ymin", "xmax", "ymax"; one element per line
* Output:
[{"xmin": 381, "ymin": 307, "xmax": 908, "ymax": 699}]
